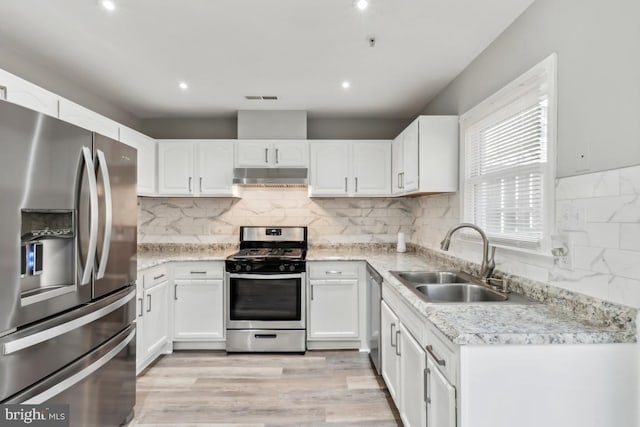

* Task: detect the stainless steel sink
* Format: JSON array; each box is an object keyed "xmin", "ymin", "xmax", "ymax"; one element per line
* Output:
[
  {"xmin": 389, "ymin": 270, "xmax": 517, "ymax": 304},
  {"xmin": 394, "ymin": 271, "xmax": 468, "ymax": 284},
  {"xmin": 415, "ymin": 284, "xmax": 508, "ymax": 302}
]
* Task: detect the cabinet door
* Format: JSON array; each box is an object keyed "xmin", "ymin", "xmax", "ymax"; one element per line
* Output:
[
  {"xmin": 58, "ymin": 99, "xmax": 120, "ymax": 140},
  {"xmin": 399, "ymin": 323, "xmax": 427, "ymax": 427},
  {"xmin": 0, "ymin": 69, "xmax": 59, "ymax": 117},
  {"xmin": 235, "ymin": 141, "xmax": 271, "ymax": 167},
  {"xmin": 309, "ymin": 142, "xmax": 350, "ymax": 196},
  {"xmin": 391, "ymin": 135, "xmax": 404, "ymax": 194},
  {"xmin": 197, "ymin": 141, "xmax": 235, "ymax": 196},
  {"xmin": 143, "ymin": 280, "xmax": 170, "ymax": 357},
  {"xmin": 174, "ymin": 279, "xmax": 224, "ymax": 341},
  {"xmin": 381, "ymin": 301, "xmax": 401, "ymax": 405},
  {"xmin": 158, "ymin": 141, "xmax": 194, "ymax": 195},
  {"xmin": 427, "ymin": 357, "xmax": 457, "ymax": 427},
  {"xmin": 402, "ymin": 120, "xmax": 420, "ymax": 192},
  {"xmin": 352, "ymin": 141, "xmax": 391, "ymax": 196},
  {"xmin": 120, "ymin": 126, "xmax": 156, "ymax": 196},
  {"xmin": 308, "ymin": 279, "xmax": 359, "ymax": 340},
  {"xmin": 273, "ymin": 141, "xmax": 308, "ymax": 167}
]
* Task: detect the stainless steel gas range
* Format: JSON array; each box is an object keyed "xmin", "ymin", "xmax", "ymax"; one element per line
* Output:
[{"xmin": 225, "ymin": 226, "xmax": 307, "ymax": 353}]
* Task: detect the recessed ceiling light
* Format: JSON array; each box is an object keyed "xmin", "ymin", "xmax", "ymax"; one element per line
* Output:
[
  {"xmin": 101, "ymin": 0, "xmax": 116, "ymax": 11},
  {"xmin": 341, "ymin": 81, "xmax": 351, "ymax": 89},
  {"xmin": 356, "ymin": 0, "xmax": 369, "ymax": 11},
  {"xmin": 178, "ymin": 82, "xmax": 189, "ymax": 90}
]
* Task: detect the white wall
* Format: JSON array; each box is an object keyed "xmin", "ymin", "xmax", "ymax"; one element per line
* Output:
[{"xmin": 422, "ymin": 0, "xmax": 640, "ymax": 177}]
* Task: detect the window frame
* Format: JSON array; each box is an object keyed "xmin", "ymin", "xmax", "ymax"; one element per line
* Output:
[{"xmin": 459, "ymin": 53, "xmax": 558, "ymax": 253}]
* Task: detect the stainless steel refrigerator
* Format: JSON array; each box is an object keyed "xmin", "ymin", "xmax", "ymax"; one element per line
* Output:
[{"xmin": 0, "ymin": 100, "xmax": 137, "ymax": 426}]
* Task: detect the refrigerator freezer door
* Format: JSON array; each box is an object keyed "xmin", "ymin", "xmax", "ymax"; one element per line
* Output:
[
  {"xmin": 4, "ymin": 325, "xmax": 136, "ymax": 427},
  {"xmin": 93, "ymin": 134, "xmax": 137, "ymax": 299},
  {"xmin": 0, "ymin": 286, "xmax": 135, "ymax": 401}
]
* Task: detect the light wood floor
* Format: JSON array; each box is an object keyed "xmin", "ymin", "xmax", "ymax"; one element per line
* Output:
[{"xmin": 131, "ymin": 350, "xmax": 402, "ymax": 426}]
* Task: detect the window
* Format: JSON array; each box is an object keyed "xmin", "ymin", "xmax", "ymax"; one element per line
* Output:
[{"xmin": 460, "ymin": 54, "xmax": 557, "ymax": 251}]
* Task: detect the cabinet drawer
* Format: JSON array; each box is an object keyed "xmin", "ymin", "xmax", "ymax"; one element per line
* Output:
[
  {"xmin": 425, "ymin": 323, "xmax": 457, "ymax": 384},
  {"xmin": 142, "ymin": 266, "xmax": 168, "ymax": 289},
  {"xmin": 174, "ymin": 262, "xmax": 223, "ymax": 279},
  {"xmin": 308, "ymin": 261, "xmax": 360, "ymax": 279}
]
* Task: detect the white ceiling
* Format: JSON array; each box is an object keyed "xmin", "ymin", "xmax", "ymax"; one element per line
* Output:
[{"xmin": 0, "ymin": 0, "xmax": 534, "ymax": 119}]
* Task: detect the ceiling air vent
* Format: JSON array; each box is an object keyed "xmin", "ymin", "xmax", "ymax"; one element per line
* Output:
[{"xmin": 245, "ymin": 95, "xmax": 279, "ymax": 100}]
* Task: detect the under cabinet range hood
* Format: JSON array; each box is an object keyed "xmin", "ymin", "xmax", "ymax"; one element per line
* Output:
[{"xmin": 233, "ymin": 167, "xmax": 308, "ymax": 186}]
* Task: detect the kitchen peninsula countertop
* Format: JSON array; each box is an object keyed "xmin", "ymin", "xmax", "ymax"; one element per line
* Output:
[{"xmin": 137, "ymin": 246, "xmax": 637, "ymax": 346}]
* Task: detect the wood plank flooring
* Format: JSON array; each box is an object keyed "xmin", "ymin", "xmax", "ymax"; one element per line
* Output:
[{"xmin": 131, "ymin": 350, "xmax": 402, "ymax": 426}]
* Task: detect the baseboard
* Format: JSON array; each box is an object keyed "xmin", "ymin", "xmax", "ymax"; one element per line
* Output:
[{"xmin": 173, "ymin": 341, "xmax": 226, "ymax": 350}]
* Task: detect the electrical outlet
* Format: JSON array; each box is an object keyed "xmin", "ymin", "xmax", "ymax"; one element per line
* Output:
[{"xmin": 556, "ymin": 253, "xmax": 572, "ymax": 269}]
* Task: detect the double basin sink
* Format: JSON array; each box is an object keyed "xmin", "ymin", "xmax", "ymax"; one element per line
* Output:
[{"xmin": 390, "ymin": 270, "xmax": 509, "ymax": 303}]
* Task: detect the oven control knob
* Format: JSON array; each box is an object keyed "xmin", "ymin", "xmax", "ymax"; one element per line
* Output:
[
  {"xmin": 245, "ymin": 265, "xmax": 252, "ymax": 272},
  {"xmin": 234, "ymin": 264, "xmax": 242, "ymax": 272},
  {"xmin": 279, "ymin": 264, "xmax": 286, "ymax": 272},
  {"xmin": 289, "ymin": 264, "xmax": 296, "ymax": 272}
]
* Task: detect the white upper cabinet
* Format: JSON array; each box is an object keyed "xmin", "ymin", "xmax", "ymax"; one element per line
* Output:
[
  {"xmin": 158, "ymin": 140, "xmax": 235, "ymax": 197},
  {"xmin": 235, "ymin": 140, "xmax": 308, "ymax": 168},
  {"xmin": 392, "ymin": 115, "xmax": 458, "ymax": 195},
  {"xmin": 309, "ymin": 140, "xmax": 391, "ymax": 197},
  {"xmin": 58, "ymin": 98, "xmax": 120, "ymax": 140},
  {"xmin": 309, "ymin": 142, "xmax": 350, "ymax": 196},
  {"xmin": 0, "ymin": 69, "xmax": 59, "ymax": 117},
  {"xmin": 197, "ymin": 142, "xmax": 235, "ymax": 196},
  {"xmin": 120, "ymin": 126, "xmax": 157, "ymax": 196}
]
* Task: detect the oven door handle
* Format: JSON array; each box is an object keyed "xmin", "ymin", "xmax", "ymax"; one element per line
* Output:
[{"xmin": 228, "ymin": 273, "xmax": 304, "ymax": 280}]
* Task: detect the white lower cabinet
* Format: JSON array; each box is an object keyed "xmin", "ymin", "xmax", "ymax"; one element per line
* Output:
[
  {"xmin": 308, "ymin": 279, "xmax": 359, "ymax": 340},
  {"xmin": 172, "ymin": 261, "xmax": 226, "ymax": 349},
  {"xmin": 381, "ymin": 300, "xmax": 426, "ymax": 427},
  {"xmin": 174, "ymin": 279, "xmax": 224, "ymax": 341},
  {"xmin": 137, "ymin": 265, "xmax": 172, "ymax": 374},
  {"xmin": 306, "ymin": 261, "xmax": 366, "ymax": 349},
  {"xmin": 381, "ymin": 300, "xmax": 401, "ymax": 402},
  {"xmin": 426, "ymin": 355, "xmax": 456, "ymax": 427},
  {"xmin": 399, "ymin": 322, "xmax": 427, "ymax": 427}
]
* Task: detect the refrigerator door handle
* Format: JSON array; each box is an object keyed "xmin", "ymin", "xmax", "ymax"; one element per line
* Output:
[
  {"xmin": 22, "ymin": 326, "xmax": 135, "ymax": 404},
  {"xmin": 79, "ymin": 146, "xmax": 99, "ymax": 286},
  {"xmin": 95, "ymin": 149, "xmax": 112, "ymax": 280},
  {"xmin": 2, "ymin": 288, "xmax": 134, "ymax": 355}
]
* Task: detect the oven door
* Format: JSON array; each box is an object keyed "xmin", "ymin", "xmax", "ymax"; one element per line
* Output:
[{"xmin": 227, "ymin": 273, "xmax": 305, "ymax": 329}]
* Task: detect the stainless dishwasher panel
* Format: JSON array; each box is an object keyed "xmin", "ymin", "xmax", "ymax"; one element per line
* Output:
[
  {"xmin": 4, "ymin": 325, "xmax": 136, "ymax": 427},
  {"xmin": 0, "ymin": 286, "xmax": 135, "ymax": 401},
  {"xmin": 367, "ymin": 264, "xmax": 382, "ymax": 375}
]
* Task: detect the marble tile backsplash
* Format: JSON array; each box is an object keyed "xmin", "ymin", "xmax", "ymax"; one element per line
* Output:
[
  {"xmin": 139, "ymin": 164, "xmax": 640, "ymax": 309},
  {"xmin": 139, "ymin": 187, "xmax": 416, "ymax": 246}
]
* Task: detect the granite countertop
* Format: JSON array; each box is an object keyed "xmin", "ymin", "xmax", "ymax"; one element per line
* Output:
[
  {"xmin": 137, "ymin": 246, "xmax": 636, "ymax": 346},
  {"xmin": 308, "ymin": 249, "xmax": 636, "ymax": 345}
]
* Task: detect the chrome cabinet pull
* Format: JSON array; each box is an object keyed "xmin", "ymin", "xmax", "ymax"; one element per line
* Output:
[
  {"xmin": 174, "ymin": 284, "xmax": 178, "ymax": 300},
  {"xmin": 310, "ymin": 284, "xmax": 314, "ymax": 300},
  {"xmin": 426, "ymin": 344, "xmax": 446, "ymax": 366},
  {"xmin": 390, "ymin": 323, "xmax": 396, "ymax": 347},
  {"xmin": 395, "ymin": 330, "xmax": 401, "ymax": 356},
  {"xmin": 265, "ymin": 148, "xmax": 269, "ymax": 163},
  {"xmin": 188, "ymin": 177, "xmax": 192, "ymax": 192},
  {"xmin": 0, "ymin": 85, "xmax": 6, "ymax": 100},
  {"xmin": 199, "ymin": 177, "xmax": 203, "ymax": 192},
  {"xmin": 425, "ymin": 367, "xmax": 431, "ymax": 404},
  {"xmin": 355, "ymin": 177, "xmax": 358, "ymax": 193},
  {"xmin": 275, "ymin": 148, "xmax": 279, "ymax": 164},
  {"xmin": 146, "ymin": 294, "xmax": 151, "ymax": 312},
  {"xmin": 344, "ymin": 177, "xmax": 348, "ymax": 193},
  {"xmin": 153, "ymin": 274, "xmax": 165, "ymax": 280},
  {"xmin": 138, "ymin": 298, "xmax": 143, "ymax": 317},
  {"xmin": 190, "ymin": 271, "xmax": 206, "ymax": 274},
  {"xmin": 325, "ymin": 270, "xmax": 342, "ymax": 275}
]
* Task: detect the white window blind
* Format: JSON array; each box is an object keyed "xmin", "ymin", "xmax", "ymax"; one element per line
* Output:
[{"xmin": 461, "ymin": 54, "xmax": 556, "ymax": 251}]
